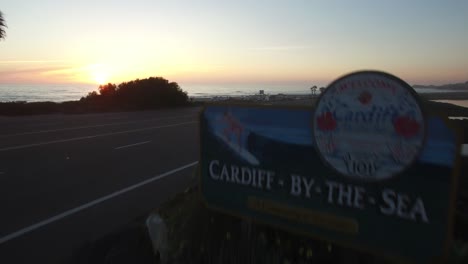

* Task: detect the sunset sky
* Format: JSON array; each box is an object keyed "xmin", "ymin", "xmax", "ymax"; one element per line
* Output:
[{"xmin": 0, "ymin": 0, "xmax": 467, "ymax": 87}]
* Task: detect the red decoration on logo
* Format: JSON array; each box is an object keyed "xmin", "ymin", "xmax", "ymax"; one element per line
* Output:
[
  {"xmin": 358, "ymin": 91, "xmax": 372, "ymax": 105},
  {"xmin": 317, "ymin": 112, "xmax": 337, "ymax": 131},
  {"xmin": 393, "ymin": 116, "xmax": 420, "ymax": 138}
]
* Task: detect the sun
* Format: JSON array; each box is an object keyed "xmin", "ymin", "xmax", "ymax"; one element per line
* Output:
[{"xmin": 94, "ymin": 73, "xmax": 108, "ymax": 85}]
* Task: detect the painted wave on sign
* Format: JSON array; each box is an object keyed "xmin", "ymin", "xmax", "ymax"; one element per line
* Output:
[{"xmin": 204, "ymin": 106, "xmax": 456, "ymax": 168}]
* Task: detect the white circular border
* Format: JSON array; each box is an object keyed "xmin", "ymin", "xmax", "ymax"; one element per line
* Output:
[{"xmin": 313, "ymin": 71, "xmax": 426, "ymax": 181}]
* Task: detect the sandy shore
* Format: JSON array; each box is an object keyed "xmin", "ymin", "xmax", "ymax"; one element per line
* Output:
[{"xmin": 419, "ymin": 92, "xmax": 468, "ymax": 100}]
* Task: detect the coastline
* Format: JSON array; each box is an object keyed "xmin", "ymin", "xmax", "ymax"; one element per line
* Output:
[
  {"xmin": 193, "ymin": 91, "xmax": 468, "ymax": 109},
  {"xmin": 1, "ymin": 91, "xmax": 468, "ymax": 117},
  {"xmin": 419, "ymin": 92, "xmax": 468, "ymax": 100}
]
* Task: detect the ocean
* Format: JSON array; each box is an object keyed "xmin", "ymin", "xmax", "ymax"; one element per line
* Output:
[
  {"xmin": 0, "ymin": 83, "xmax": 323, "ymax": 102},
  {"xmin": 0, "ymin": 84, "xmax": 96, "ymax": 102},
  {"xmin": 0, "ymin": 83, "xmax": 312, "ymax": 102},
  {"xmin": 0, "ymin": 83, "xmax": 466, "ymax": 107}
]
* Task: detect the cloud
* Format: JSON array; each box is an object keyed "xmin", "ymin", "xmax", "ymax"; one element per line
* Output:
[
  {"xmin": 0, "ymin": 62, "xmax": 112, "ymax": 84},
  {"xmin": 0, "ymin": 64, "xmax": 85, "ymax": 83},
  {"xmin": 0, "ymin": 66, "xmax": 67, "ymax": 75},
  {"xmin": 0, "ymin": 60, "xmax": 66, "ymax": 64},
  {"xmin": 250, "ymin": 45, "xmax": 310, "ymax": 51}
]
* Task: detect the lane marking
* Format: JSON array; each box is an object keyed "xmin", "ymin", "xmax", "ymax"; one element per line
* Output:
[
  {"xmin": 115, "ymin": 141, "xmax": 151, "ymax": 150},
  {"xmin": 449, "ymin": 117, "xmax": 468, "ymax": 120},
  {"xmin": 0, "ymin": 114, "xmax": 196, "ymax": 138},
  {"xmin": 108, "ymin": 117, "xmax": 127, "ymax": 121},
  {"xmin": 0, "ymin": 161, "xmax": 198, "ymax": 245},
  {"xmin": 0, "ymin": 121, "xmax": 197, "ymax": 152}
]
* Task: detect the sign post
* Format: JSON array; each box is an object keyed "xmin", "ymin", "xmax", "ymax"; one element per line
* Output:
[{"xmin": 199, "ymin": 71, "xmax": 460, "ymax": 263}]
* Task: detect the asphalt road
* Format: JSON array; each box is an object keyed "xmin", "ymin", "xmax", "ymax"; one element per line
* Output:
[{"xmin": 0, "ymin": 107, "xmax": 201, "ymax": 263}]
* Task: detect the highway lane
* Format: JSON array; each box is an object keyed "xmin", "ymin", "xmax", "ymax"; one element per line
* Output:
[
  {"xmin": 0, "ymin": 108, "xmax": 198, "ymax": 138},
  {"xmin": 0, "ymin": 121, "xmax": 198, "ymax": 231},
  {"xmin": 0, "ymin": 107, "xmax": 197, "ymax": 135},
  {"xmin": 0, "ymin": 118, "xmax": 197, "ymax": 151},
  {"xmin": 0, "ymin": 107, "xmax": 201, "ymax": 263}
]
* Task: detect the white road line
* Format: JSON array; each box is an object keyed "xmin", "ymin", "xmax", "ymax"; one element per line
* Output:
[
  {"xmin": 0, "ymin": 121, "xmax": 197, "ymax": 152},
  {"xmin": 115, "ymin": 141, "xmax": 151, "ymax": 150},
  {"xmin": 0, "ymin": 161, "xmax": 198, "ymax": 245},
  {"xmin": 0, "ymin": 114, "xmax": 196, "ymax": 138}
]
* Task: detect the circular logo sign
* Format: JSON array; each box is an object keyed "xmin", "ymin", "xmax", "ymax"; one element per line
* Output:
[{"xmin": 313, "ymin": 71, "xmax": 426, "ymax": 181}]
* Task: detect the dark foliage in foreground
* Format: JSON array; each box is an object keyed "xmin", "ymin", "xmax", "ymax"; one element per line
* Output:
[
  {"xmin": 0, "ymin": 101, "xmax": 60, "ymax": 115},
  {"xmin": 0, "ymin": 77, "xmax": 190, "ymax": 115},
  {"xmin": 0, "ymin": 10, "xmax": 6, "ymax": 40},
  {"xmin": 81, "ymin": 77, "xmax": 189, "ymax": 111}
]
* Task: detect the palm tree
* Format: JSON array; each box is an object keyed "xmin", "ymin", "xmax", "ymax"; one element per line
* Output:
[
  {"xmin": 310, "ymin": 85, "xmax": 317, "ymax": 95},
  {"xmin": 0, "ymin": 11, "xmax": 6, "ymax": 40}
]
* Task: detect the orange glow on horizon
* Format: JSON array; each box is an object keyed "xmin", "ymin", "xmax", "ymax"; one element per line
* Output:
[{"xmin": 0, "ymin": 60, "xmax": 466, "ymax": 87}]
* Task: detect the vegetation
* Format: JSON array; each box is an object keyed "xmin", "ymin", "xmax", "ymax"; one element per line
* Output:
[
  {"xmin": 0, "ymin": 10, "xmax": 6, "ymax": 40},
  {"xmin": 80, "ymin": 77, "xmax": 189, "ymax": 111},
  {"xmin": 310, "ymin": 85, "xmax": 317, "ymax": 95},
  {"xmin": 153, "ymin": 185, "xmax": 361, "ymax": 264}
]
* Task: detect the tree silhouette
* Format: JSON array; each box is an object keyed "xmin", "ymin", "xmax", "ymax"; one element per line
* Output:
[
  {"xmin": 83, "ymin": 91, "xmax": 99, "ymax": 100},
  {"xmin": 319, "ymin": 87, "xmax": 326, "ymax": 93},
  {"xmin": 99, "ymin": 83, "xmax": 117, "ymax": 97},
  {"xmin": 0, "ymin": 11, "xmax": 6, "ymax": 40},
  {"xmin": 82, "ymin": 77, "xmax": 188, "ymax": 110}
]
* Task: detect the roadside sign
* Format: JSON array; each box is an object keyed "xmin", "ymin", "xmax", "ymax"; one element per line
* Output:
[{"xmin": 199, "ymin": 71, "xmax": 460, "ymax": 263}]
